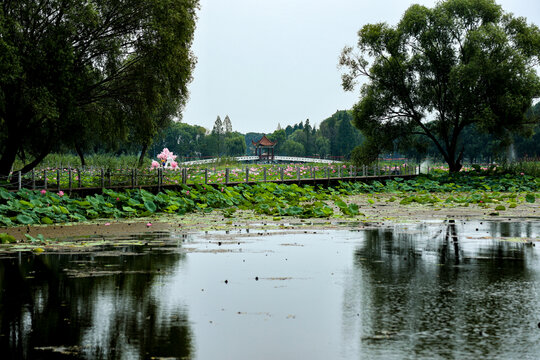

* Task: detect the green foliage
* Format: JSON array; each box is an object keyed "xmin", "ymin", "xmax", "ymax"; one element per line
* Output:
[
  {"xmin": 500, "ymin": 160, "xmax": 540, "ymax": 178},
  {"xmin": 351, "ymin": 138, "xmax": 381, "ymax": 166},
  {"xmin": 0, "ymin": 0, "xmax": 199, "ymax": 175},
  {"xmin": 225, "ymin": 134, "xmax": 248, "ymax": 157},
  {"xmin": 267, "ymin": 129, "xmax": 287, "ymax": 154},
  {"xmin": 151, "ymin": 122, "xmax": 207, "ymax": 159},
  {"xmin": 281, "ymin": 139, "xmax": 305, "ymax": 157},
  {"xmin": 16, "ymin": 214, "xmax": 35, "ymax": 225},
  {"xmin": 334, "ymin": 197, "xmax": 361, "ymax": 216},
  {"xmin": 144, "ymin": 200, "xmax": 157, "ymax": 213},
  {"xmin": 25, "ymin": 234, "xmax": 46, "ymax": 243},
  {"xmin": 0, "ymin": 233, "xmax": 16, "ymax": 244},
  {"xmin": 15, "ymin": 153, "xmax": 151, "ymax": 170},
  {"xmin": 0, "ymin": 173, "xmax": 537, "ymax": 226},
  {"xmin": 338, "ymin": 173, "xmax": 540, "ymax": 208},
  {"xmin": 340, "ymin": 0, "xmax": 540, "ymax": 172}
]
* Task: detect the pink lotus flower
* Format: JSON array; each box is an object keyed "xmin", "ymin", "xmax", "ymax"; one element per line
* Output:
[
  {"xmin": 171, "ymin": 161, "xmax": 178, "ymax": 169},
  {"xmin": 151, "ymin": 160, "xmax": 160, "ymax": 169},
  {"xmin": 58, "ymin": 191, "xmax": 64, "ymax": 197},
  {"xmin": 186, "ymin": 190, "xmax": 190, "ymax": 195},
  {"xmin": 157, "ymin": 148, "xmax": 177, "ymax": 161},
  {"xmin": 146, "ymin": 222, "xmax": 152, "ymax": 227},
  {"xmin": 40, "ymin": 189, "xmax": 46, "ymax": 195}
]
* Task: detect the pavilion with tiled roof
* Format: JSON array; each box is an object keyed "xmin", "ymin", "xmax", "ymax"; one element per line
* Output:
[{"xmin": 252, "ymin": 135, "xmax": 277, "ymax": 161}]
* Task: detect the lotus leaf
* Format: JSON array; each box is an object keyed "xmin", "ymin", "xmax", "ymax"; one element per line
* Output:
[
  {"xmin": 0, "ymin": 233, "xmax": 16, "ymax": 244},
  {"xmin": 144, "ymin": 201, "xmax": 157, "ymax": 213},
  {"xmin": 16, "ymin": 214, "xmax": 35, "ymax": 225}
]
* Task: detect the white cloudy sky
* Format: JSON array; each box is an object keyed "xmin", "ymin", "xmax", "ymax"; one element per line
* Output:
[{"xmin": 181, "ymin": 0, "xmax": 540, "ymax": 134}]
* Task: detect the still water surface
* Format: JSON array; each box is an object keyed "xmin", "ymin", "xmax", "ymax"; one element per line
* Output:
[{"xmin": 1, "ymin": 220, "xmax": 540, "ymax": 359}]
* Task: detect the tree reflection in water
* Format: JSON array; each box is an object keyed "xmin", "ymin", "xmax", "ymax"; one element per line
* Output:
[
  {"xmin": 440, "ymin": 219, "xmax": 460, "ymax": 265},
  {"xmin": 344, "ymin": 220, "xmax": 540, "ymax": 359},
  {"xmin": 0, "ymin": 233, "xmax": 193, "ymax": 360}
]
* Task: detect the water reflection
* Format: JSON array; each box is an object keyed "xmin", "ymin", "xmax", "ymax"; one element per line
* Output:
[
  {"xmin": 440, "ymin": 219, "xmax": 461, "ymax": 264},
  {"xmin": 1, "ymin": 222, "xmax": 539, "ymax": 359},
  {"xmin": 347, "ymin": 221, "xmax": 540, "ymax": 359},
  {"xmin": 489, "ymin": 220, "xmax": 538, "ymax": 239},
  {"xmin": 0, "ymin": 233, "xmax": 193, "ymax": 360}
]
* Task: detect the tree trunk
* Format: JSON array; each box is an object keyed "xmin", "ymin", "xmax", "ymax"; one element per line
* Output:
[
  {"xmin": 447, "ymin": 147, "xmax": 464, "ymax": 173},
  {"xmin": 75, "ymin": 144, "xmax": 86, "ymax": 167},
  {"xmin": 138, "ymin": 142, "xmax": 149, "ymax": 167},
  {"xmin": 0, "ymin": 137, "xmax": 21, "ymax": 178},
  {"xmin": 18, "ymin": 147, "xmax": 52, "ymax": 174},
  {"xmin": 448, "ymin": 161, "xmax": 462, "ymax": 173}
]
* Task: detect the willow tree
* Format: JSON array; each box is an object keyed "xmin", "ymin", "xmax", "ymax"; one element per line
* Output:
[
  {"xmin": 339, "ymin": 0, "xmax": 540, "ymax": 172},
  {"xmin": 0, "ymin": 0, "xmax": 199, "ymax": 175}
]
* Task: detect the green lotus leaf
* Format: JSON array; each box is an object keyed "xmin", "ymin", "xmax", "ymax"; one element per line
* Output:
[
  {"xmin": 0, "ymin": 233, "xmax": 16, "ymax": 244},
  {"xmin": 286, "ymin": 206, "xmax": 303, "ymax": 216},
  {"xmin": 16, "ymin": 214, "xmax": 35, "ymax": 225},
  {"xmin": 41, "ymin": 217, "xmax": 54, "ymax": 224},
  {"xmin": 144, "ymin": 200, "xmax": 157, "ymax": 213}
]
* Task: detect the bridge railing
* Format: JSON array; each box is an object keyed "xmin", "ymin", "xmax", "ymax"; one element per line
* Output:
[
  {"xmin": 2, "ymin": 163, "xmax": 421, "ymax": 193},
  {"xmin": 180, "ymin": 155, "xmax": 342, "ymax": 165},
  {"xmin": 273, "ymin": 156, "xmax": 339, "ymax": 164}
]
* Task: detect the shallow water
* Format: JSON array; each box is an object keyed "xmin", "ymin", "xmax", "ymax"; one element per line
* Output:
[{"xmin": 1, "ymin": 220, "xmax": 540, "ymax": 359}]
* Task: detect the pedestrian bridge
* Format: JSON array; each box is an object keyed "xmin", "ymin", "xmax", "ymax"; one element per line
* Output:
[{"xmin": 180, "ymin": 156, "xmax": 342, "ymax": 166}]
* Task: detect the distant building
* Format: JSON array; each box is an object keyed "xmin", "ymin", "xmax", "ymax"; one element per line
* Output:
[{"xmin": 252, "ymin": 135, "xmax": 277, "ymax": 162}]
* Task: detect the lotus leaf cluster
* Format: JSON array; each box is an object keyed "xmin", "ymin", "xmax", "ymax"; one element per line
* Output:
[{"xmin": 0, "ymin": 174, "xmax": 538, "ymax": 226}]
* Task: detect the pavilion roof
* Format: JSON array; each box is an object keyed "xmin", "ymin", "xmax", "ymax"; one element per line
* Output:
[{"xmin": 252, "ymin": 135, "xmax": 276, "ymax": 147}]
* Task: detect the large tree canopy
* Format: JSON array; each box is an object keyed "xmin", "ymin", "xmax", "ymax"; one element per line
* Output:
[
  {"xmin": 339, "ymin": 0, "xmax": 540, "ymax": 171},
  {"xmin": 0, "ymin": 0, "xmax": 198, "ymax": 175}
]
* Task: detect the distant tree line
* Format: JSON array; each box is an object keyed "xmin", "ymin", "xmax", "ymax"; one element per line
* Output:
[
  {"xmin": 149, "ymin": 111, "xmax": 365, "ymax": 160},
  {"xmin": 264, "ymin": 111, "xmax": 364, "ymax": 159},
  {"xmin": 149, "ymin": 115, "xmax": 246, "ymax": 159},
  {"xmin": 90, "ymin": 102, "xmax": 540, "ymax": 163},
  {"xmin": 399, "ymin": 102, "xmax": 540, "ymax": 163}
]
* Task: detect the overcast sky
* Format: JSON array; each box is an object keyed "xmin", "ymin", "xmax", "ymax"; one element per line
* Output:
[{"xmin": 181, "ymin": 0, "xmax": 540, "ymax": 134}]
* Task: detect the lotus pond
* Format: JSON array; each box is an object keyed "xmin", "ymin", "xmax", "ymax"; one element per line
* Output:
[
  {"xmin": 1, "ymin": 220, "xmax": 540, "ymax": 359},
  {"xmin": 0, "ymin": 173, "xmax": 538, "ymax": 229}
]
